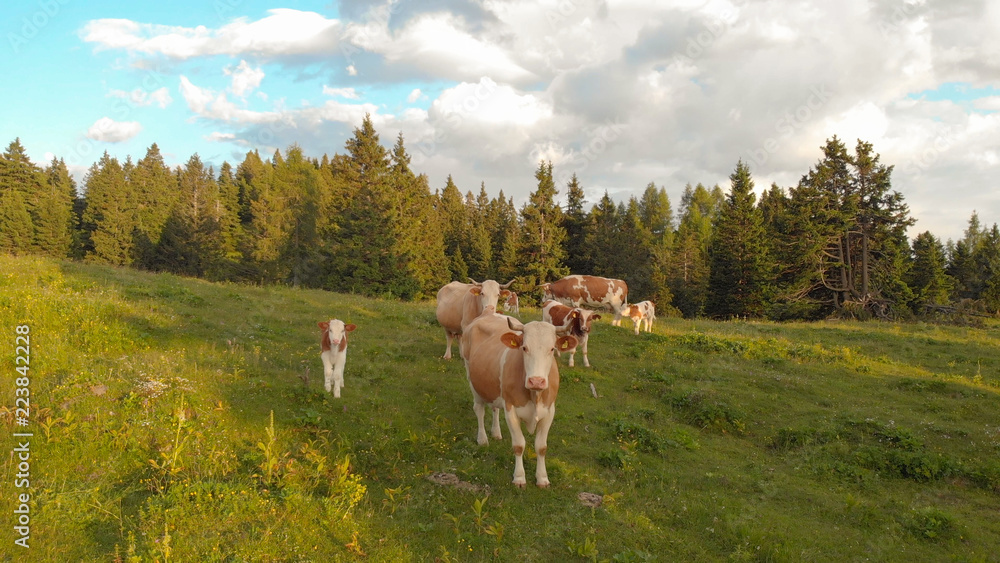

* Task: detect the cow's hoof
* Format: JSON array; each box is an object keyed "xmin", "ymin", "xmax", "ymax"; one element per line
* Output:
[
  {"xmin": 513, "ymin": 480, "xmax": 526, "ymax": 488},
  {"xmin": 536, "ymin": 481, "xmax": 550, "ymax": 488}
]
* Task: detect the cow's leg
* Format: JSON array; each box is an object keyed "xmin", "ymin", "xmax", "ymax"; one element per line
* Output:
[
  {"xmin": 332, "ymin": 352, "xmax": 345, "ymax": 398},
  {"xmin": 634, "ymin": 318, "xmax": 641, "ymax": 335},
  {"xmin": 567, "ymin": 346, "xmax": 576, "ymax": 368},
  {"xmin": 504, "ymin": 407, "xmax": 528, "ymax": 488},
  {"xmin": 581, "ymin": 335, "xmax": 590, "ymax": 368},
  {"xmin": 534, "ymin": 406, "xmax": 556, "ymax": 487},
  {"xmin": 443, "ymin": 329, "xmax": 455, "ymax": 359},
  {"xmin": 322, "ymin": 352, "xmax": 334, "ymax": 393},
  {"xmin": 473, "ymin": 399, "xmax": 489, "ymax": 445},
  {"xmin": 491, "ymin": 406, "xmax": 503, "ymax": 441}
]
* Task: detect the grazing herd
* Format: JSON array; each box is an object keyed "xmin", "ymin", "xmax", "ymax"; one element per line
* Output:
[{"xmin": 318, "ymin": 274, "xmax": 656, "ymax": 488}]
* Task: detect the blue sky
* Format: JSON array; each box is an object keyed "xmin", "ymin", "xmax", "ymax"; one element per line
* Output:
[{"xmin": 3, "ymin": 0, "xmax": 999, "ymax": 242}]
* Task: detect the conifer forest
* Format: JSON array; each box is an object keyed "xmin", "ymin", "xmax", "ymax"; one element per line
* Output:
[{"xmin": 2, "ymin": 115, "xmax": 997, "ymax": 322}]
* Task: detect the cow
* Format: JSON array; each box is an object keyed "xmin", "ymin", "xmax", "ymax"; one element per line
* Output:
[
  {"xmin": 626, "ymin": 301, "xmax": 656, "ymax": 335},
  {"xmin": 541, "ymin": 300, "xmax": 601, "ymax": 367},
  {"xmin": 502, "ymin": 291, "xmax": 520, "ymax": 316},
  {"xmin": 540, "ymin": 275, "xmax": 629, "ymax": 326},
  {"xmin": 317, "ymin": 319, "xmax": 357, "ymax": 398},
  {"xmin": 435, "ymin": 278, "xmax": 514, "ymax": 359},
  {"xmin": 460, "ymin": 313, "xmax": 577, "ymax": 488}
]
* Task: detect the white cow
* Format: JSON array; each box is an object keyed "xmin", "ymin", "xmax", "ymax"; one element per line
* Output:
[{"xmin": 318, "ymin": 319, "xmax": 356, "ymax": 398}]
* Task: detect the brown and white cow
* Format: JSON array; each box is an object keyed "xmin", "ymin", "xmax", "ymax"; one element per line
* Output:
[
  {"xmin": 502, "ymin": 291, "xmax": 520, "ymax": 316},
  {"xmin": 317, "ymin": 319, "xmax": 357, "ymax": 398},
  {"xmin": 626, "ymin": 300, "xmax": 656, "ymax": 335},
  {"xmin": 541, "ymin": 300, "xmax": 601, "ymax": 367},
  {"xmin": 540, "ymin": 275, "xmax": 629, "ymax": 326},
  {"xmin": 435, "ymin": 278, "xmax": 514, "ymax": 359},
  {"xmin": 461, "ymin": 314, "xmax": 576, "ymax": 488}
]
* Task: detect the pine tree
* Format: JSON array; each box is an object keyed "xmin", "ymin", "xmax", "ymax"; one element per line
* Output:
[
  {"xmin": 465, "ymin": 184, "xmax": 493, "ymax": 281},
  {"xmin": 563, "ymin": 173, "xmax": 591, "ymax": 274},
  {"xmin": 388, "ymin": 132, "xmax": 448, "ymax": 297},
  {"xmin": 908, "ymin": 231, "xmax": 953, "ymax": 309},
  {"xmin": 0, "ymin": 139, "xmax": 45, "ymax": 253},
  {"xmin": 329, "ymin": 115, "xmax": 417, "ymax": 297},
  {"xmin": 0, "ymin": 189, "xmax": 33, "ymax": 254},
  {"xmin": 438, "ymin": 175, "xmax": 468, "ymax": 281},
  {"xmin": 131, "ymin": 144, "xmax": 179, "ymax": 268},
  {"xmin": 33, "ymin": 157, "xmax": 76, "ymax": 257},
  {"xmin": 669, "ymin": 183, "xmax": 718, "ymax": 317},
  {"xmin": 490, "ymin": 191, "xmax": 520, "ymax": 283},
  {"xmin": 705, "ymin": 160, "xmax": 772, "ymax": 318},
  {"xmin": 82, "ymin": 152, "xmax": 136, "ymax": 265},
  {"xmin": 517, "ymin": 160, "xmax": 568, "ymax": 289},
  {"xmin": 947, "ymin": 212, "xmax": 985, "ymax": 300}
]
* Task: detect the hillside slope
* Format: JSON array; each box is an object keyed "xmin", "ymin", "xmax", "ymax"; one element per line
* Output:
[{"xmin": 2, "ymin": 254, "xmax": 999, "ymax": 561}]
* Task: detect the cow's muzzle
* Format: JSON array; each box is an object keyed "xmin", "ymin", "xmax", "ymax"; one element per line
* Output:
[{"xmin": 526, "ymin": 377, "xmax": 547, "ymax": 390}]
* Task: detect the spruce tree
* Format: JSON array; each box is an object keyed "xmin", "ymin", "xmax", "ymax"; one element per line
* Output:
[
  {"xmin": 438, "ymin": 175, "xmax": 468, "ymax": 281},
  {"xmin": 131, "ymin": 144, "xmax": 179, "ymax": 268},
  {"xmin": 82, "ymin": 152, "xmax": 137, "ymax": 265},
  {"xmin": 563, "ymin": 173, "xmax": 591, "ymax": 274},
  {"xmin": 517, "ymin": 160, "xmax": 568, "ymax": 289},
  {"xmin": 0, "ymin": 189, "xmax": 33, "ymax": 254},
  {"xmin": 705, "ymin": 160, "xmax": 772, "ymax": 318},
  {"xmin": 908, "ymin": 231, "xmax": 953, "ymax": 309},
  {"xmin": 34, "ymin": 157, "xmax": 76, "ymax": 257}
]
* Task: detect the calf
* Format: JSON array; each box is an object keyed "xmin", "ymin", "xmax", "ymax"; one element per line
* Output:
[
  {"xmin": 626, "ymin": 301, "xmax": 656, "ymax": 335},
  {"xmin": 318, "ymin": 319, "xmax": 357, "ymax": 398},
  {"xmin": 541, "ymin": 300, "xmax": 601, "ymax": 367},
  {"xmin": 502, "ymin": 291, "xmax": 520, "ymax": 316},
  {"xmin": 461, "ymin": 314, "xmax": 576, "ymax": 487}
]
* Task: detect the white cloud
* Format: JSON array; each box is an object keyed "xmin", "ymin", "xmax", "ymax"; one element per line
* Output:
[
  {"xmin": 225, "ymin": 60, "xmax": 264, "ymax": 98},
  {"xmin": 78, "ymin": 2, "xmax": 1000, "ymax": 242},
  {"xmin": 205, "ymin": 132, "xmax": 237, "ymax": 142},
  {"xmin": 322, "ymin": 86, "xmax": 359, "ymax": 99},
  {"xmin": 179, "ymin": 76, "xmax": 282, "ymax": 125},
  {"xmin": 432, "ymin": 77, "xmax": 552, "ymax": 127},
  {"xmin": 81, "ymin": 9, "xmax": 343, "ymax": 59},
  {"xmin": 86, "ymin": 117, "xmax": 142, "ymax": 143},
  {"xmin": 108, "ymin": 86, "xmax": 173, "ymax": 108}
]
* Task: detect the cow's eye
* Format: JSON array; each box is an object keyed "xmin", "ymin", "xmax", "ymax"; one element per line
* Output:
[{"xmin": 522, "ymin": 346, "xmax": 528, "ymax": 352}]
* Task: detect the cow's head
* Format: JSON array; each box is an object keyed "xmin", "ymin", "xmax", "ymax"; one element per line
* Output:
[
  {"xmin": 539, "ymin": 283, "xmax": 554, "ymax": 302},
  {"xmin": 318, "ymin": 319, "xmax": 356, "ymax": 349},
  {"xmin": 468, "ymin": 278, "xmax": 514, "ymax": 314},
  {"xmin": 573, "ymin": 309, "xmax": 601, "ymax": 335},
  {"xmin": 500, "ymin": 319, "xmax": 577, "ymax": 391}
]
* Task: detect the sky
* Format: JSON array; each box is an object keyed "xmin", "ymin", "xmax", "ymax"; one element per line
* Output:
[{"xmin": 2, "ymin": 0, "xmax": 998, "ymax": 243}]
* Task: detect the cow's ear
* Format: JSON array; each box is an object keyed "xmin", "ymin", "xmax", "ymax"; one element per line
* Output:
[
  {"xmin": 344, "ymin": 324, "xmax": 357, "ymax": 332},
  {"xmin": 500, "ymin": 332, "xmax": 522, "ymax": 349},
  {"xmin": 556, "ymin": 335, "xmax": 578, "ymax": 351},
  {"xmin": 592, "ymin": 314, "xmax": 601, "ymax": 320},
  {"xmin": 470, "ymin": 286, "xmax": 483, "ymax": 296},
  {"xmin": 318, "ymin": 321, "xmax": 329, "ymax": 330},
  {"xmin": 500, "ymin": 289, "xmax": 511, "ymax": 298},
  {"xmin": 570, "ymin": 309, "xmax": 580, "ymax": 319}
]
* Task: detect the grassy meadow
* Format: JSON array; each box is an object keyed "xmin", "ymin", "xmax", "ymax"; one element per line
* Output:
[{"xmin": 1, "ymin": 253, "xmax": 1000, "ymax": 561}]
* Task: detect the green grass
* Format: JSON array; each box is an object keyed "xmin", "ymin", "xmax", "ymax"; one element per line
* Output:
[{"xmin": 2, "ymin": 254, "xmax": 1000, "ymax": 561}]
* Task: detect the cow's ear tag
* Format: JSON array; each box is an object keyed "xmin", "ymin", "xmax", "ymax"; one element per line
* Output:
[
  {"xmin": 500, "ymin": 332, "xmax": 522, "ymax": 349},
  {"xmin": 556, "ymin": 335, "xmax": 577, "ymax": 351}
]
